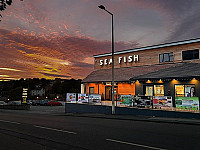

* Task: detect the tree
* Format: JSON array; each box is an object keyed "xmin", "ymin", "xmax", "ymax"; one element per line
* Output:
[{"xmin": 0, "ymin": 0, "xmax": 23, "ymax": 21}]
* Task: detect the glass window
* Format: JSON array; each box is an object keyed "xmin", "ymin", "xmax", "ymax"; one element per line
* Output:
[
  {"xmin": 159, "ymin": 52, "xmax": 173, "ymax": 63},
  {"xmin": 182, "ymin": 49, "xmax": 199, "ymax": 60},
  {"xmin": 175, "ymin": 85, "xmax": 184, "ymax": 97},
  {"xmin": 145, "ymin": 86, "xmax": 153, "ymax": 96},
  {"xmin": 175, "ymin": 85, "xmax": 195, "ymax": 97},
  {"xmin": 154, "ymin": 85, "xmax": 164, "ymax": 96}
]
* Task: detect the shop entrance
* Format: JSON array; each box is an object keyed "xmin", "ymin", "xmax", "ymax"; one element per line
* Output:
[{"xmin": 105, "ymin": 86, "xmax": 118, "ymax": 100}]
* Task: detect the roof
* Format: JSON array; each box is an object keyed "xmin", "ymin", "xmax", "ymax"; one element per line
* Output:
[
  {"xmin": 130, "ymin": 63, "xmax": 200, "ymax": 80},
  {"xmin": 94, "ymin": 38, "xmax": 200, "ymax": 58},
  {"xmin": 82, "ymin": 63, "xmax": 178, "ymax": 83}
]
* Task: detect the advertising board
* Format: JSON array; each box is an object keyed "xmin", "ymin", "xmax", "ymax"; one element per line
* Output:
[
  {"xmin": 78, "ymin": 94, "xmax": 88, "ymax": 103},
  {"xmin": 175, "ymin": 97, "xmax": 199, "ymax": 111},
  {"xmin": 88, "ymin": 94, "xmax": 101, "ymax": 104},
  {"xmin": 66, "ymin": 93, "xmax": 76, "ymax": 103},
  {"xmin": 134, "ymin": 96, "xmax": 152, "ymax": 108},
  {"xmin": 118, "ymin": 95, "xmax": 133, "ymax": 106},
  {"xmin": 153, "ymin": 96, "xmax": 172, "ymax": 108}
]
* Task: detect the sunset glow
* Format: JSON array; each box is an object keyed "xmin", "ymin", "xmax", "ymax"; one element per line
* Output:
[{"xmin": 1, "ymin": 0, "xmax": 200, "ymax": 80}]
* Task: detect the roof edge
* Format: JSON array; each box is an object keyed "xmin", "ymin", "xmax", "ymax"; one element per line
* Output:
[{"xmin": 94, "ymin": 38, "xmax": 200, "ymax": 58}]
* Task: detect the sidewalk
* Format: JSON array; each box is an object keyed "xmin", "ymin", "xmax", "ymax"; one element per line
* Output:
[{"xmin": 64, "ymin": 113, "xmax": 200, "ymax": 126}]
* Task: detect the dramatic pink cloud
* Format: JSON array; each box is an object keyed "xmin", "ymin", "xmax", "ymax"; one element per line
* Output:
[{"xmin": 0, "ymin": 0, "xmax": 200, "ymax": 80}]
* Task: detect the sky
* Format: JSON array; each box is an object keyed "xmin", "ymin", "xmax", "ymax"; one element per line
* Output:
[{"xmin": 1, "ymin": 0, "xmax": 200, "ymax": 80}]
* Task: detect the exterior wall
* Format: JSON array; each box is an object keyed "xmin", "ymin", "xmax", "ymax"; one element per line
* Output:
[
  {"xmin": 84, "ymin": 82, "xmax": 135, "ymax": 100},
  {"xmin": 118, "ymin": 83, "xmax": 135, "ymax": 96},
  {"xmin": 94, "ymin": 42, "xmax": 200, "ymax": 70}
]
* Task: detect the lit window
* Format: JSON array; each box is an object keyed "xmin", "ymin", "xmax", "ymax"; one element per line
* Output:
[
  {"xmin": 154, "ymin": 85, "xmax": 164, "ymax": 96},
  {"xmin": 175, "ymin": 85, "xmax": 195, "ymax": 97}
]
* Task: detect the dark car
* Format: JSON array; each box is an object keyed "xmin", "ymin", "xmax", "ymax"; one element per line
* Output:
[
  {"xmin": 32, "ymin": 100, "xmax": 42, "ymax": 106},
  {"xmin": 40, "ymin": 100, "xmax": 50, "ymax": 106},
  {"xmin": 47, "ymin": 101, "xmax": 62, "ymax": 106}
]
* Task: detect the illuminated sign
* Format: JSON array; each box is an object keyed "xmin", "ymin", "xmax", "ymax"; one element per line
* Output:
[{"xmin": 99, "ymin": 55, "xmax": 139, "ymax": 66}]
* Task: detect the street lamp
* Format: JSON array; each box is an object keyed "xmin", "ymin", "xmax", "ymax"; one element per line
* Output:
[{"xmin": 98, "ymin": 5, "xmax": 115, "ymax": 114}]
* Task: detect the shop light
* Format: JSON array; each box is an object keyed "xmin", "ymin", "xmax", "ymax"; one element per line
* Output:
[
  {"xmin": 158, "ymin": 79, "xmax": 163, "ymax": 83},
  {"xmin": 146, "ymin": 80, "xmax": 151, "ymax": 83},
  {"xmin": 136, "ymin": 80, "xmax": 140, "ymax": 84}
]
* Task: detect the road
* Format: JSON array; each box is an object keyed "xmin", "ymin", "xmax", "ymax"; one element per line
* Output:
[{"xmin": 0, "ymin": 106, "xmax": 199, "ymax": 150}]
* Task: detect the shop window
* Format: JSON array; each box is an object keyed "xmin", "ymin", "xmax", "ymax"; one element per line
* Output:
[
  {"xmin": 89, "ymin": 87, "xmax": 94, "ymax": 94},
  {"xmin": 154, "ymin": 85, "xmax": 164, "ymax": 96},
  {"xmin": 159, "ymin": 52, "xmax": 173, "ymax": 63},
  {"xmin": 182, "ymin": 49, "xmax": 199, "ymax": 60},
  {"xmin": 145, "ymin": 86, "xmax": 153, "ymax": 96},
  {"xmin": 175, "ymin": 85, "xmax": 195, "ymax": 97}
]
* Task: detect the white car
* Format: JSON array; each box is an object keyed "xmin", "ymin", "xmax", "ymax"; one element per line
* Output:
[
  {"xmin": 0, "ymin": 101, "xmax": 7, "ymax": 105},
  {"xmin": 7, "ymin": 101, "xmax": 21, "ymax": 105}
]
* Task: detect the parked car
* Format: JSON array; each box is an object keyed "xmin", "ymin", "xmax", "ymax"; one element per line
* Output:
[
  {"xmin": 7, "ymin": 101, "xmax": 21, "ymax": 105},
  {"xmin": 40, "ymin": 100, "xmax": 50, "ymax": 106},
  {"xmin": 47, "ymin": 101, "xmax": 62, "ymax": 106},
  {"xmin": 32, "ymin": 100, "xmax": 42, "ymax": 106},
  {"xmin": 27, "ymin": 100, "xmax": 33, "ymax": 105},
  {"xmin": 0, "ymin": 101, "xmax": 7, "ymax": 105}
]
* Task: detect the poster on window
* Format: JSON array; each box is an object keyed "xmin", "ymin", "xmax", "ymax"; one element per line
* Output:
[
  {"xmin": 88, "ymin": 94, "xmax": 101, "ymax": 104},
  {"xmin": 78, "ymin": 94, "xmax": 88, "ymax": 103},
  {"xmin": 66, "ymin": 93, "xmax": 76, "ymax": 103},
  {"xmin": 118, "ymin": 95, "xmax": 133, "ymax": 106},
  {"xmin": 175, "ymin": 97, "xmax": 199, "ymax": 111},
  {"xmin": 153, "ymin": 96, "xmax": 172, "ymax": 108}
]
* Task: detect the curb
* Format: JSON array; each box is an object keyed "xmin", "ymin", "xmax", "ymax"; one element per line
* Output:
[{"xmin": 63, "ymin": 113, "xmax": 200, "ymax": 126}]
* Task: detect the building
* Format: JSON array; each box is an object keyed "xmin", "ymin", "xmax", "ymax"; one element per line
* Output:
[
  {"xmin": 31, "ymin": 88, "xmax": 45, "ymax": 97},
  {"xmin": 82, "ymin": 38, "xmax": 200, "ymax": 107}
]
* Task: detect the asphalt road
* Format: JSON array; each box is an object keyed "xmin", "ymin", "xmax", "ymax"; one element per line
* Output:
[{"xmin": 0, "ymin": 107, "xmax": 199, "ymax": 150}]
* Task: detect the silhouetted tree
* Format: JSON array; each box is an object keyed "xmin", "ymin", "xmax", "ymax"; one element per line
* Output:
[{"xmin": 0, "ymin": 0, "xmax": 23, "ymax": 21}]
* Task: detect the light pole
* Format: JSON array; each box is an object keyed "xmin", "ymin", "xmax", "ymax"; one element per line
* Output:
[{"xmin": 98, "ymin": 5, "xmax": 115, "ymax": 114}]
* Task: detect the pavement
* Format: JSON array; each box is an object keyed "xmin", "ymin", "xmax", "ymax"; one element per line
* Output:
[{"xmin": 0, "ymin": 106, "xmax": 200, "ymax": 126}]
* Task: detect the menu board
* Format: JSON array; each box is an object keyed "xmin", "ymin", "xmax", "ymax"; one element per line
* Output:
[
  {"xmin": 153, "ymin": 96, "xmax": 172, "ymax": 108},
  {"xmin": 78, "ymin": 94, "xmax": 88, "ymax": 103},
  {"xmin": 88, "ymin": 94, "xmax": 101, "ymax": 104},
  {"xmin": 175, "ymin": 97, "xmax": 199, "ymax": 111},
  {"xmin": 118, "ymin": 95, "xmax": 133, "ymax": 106},
  {"xmin": 66, "ymin": 93, "xmax": 76, "ymax": 103}
]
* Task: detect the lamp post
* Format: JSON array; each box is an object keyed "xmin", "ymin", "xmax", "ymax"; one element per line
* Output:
[{"xmin": 98, "ymin": 5, "xmax": 115, "ymax": 114}]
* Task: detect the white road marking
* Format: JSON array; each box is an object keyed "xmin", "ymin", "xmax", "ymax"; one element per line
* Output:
[
  {"xmin": 34, "ymin": 125, "xmax": 77, "ymax": 135},
  {"xmin": 106, "ymin": 138, "xmax": 167, "ymax": 150},
  {"xmin": 0, "ymin": 119, "xmax": 21, "ymax": 124}
]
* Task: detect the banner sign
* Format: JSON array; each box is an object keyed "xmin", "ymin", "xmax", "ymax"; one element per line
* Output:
[
  {"xmin": 153, "ymin": 96, "xmax": 172, "ymax": 108},
  {"xmin": 175, "ymin": 97, "xmax": 199, "ymax": 111},
  {"xmin": 88, "ymin": 94, "xmax": 101, "ymax": 103},
  {"xmin": 118, "ymin": 95, "xmax": 133, "ymax": 106},
  {"xmin": 78, "ymin": 94, "xmax": 88, "ymax": 103},
  {"xmin": 66, "ymin": 93, "xmax": 76, "ymax": 103}
]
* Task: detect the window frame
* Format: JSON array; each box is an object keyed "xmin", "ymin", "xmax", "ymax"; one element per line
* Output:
[
  {"xmin": 159, "ymin": 52, "xmax": 174, "ymax": 63},
  {"xmin": 182, "ymin": 49, "xmax": 199, "ymax": 61}
]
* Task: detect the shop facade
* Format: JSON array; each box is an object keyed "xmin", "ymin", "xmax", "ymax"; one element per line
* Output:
[{"xmin": 82, "ymin": 38, "xmax": 200, "ymax": 109}]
